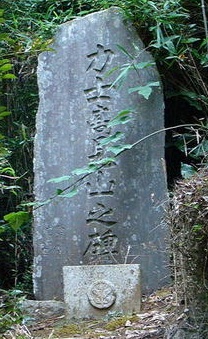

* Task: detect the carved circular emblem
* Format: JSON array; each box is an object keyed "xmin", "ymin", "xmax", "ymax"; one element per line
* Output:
[{"xmin": 87, "ymin": 280, "xmax": 117, "ymax": 309}]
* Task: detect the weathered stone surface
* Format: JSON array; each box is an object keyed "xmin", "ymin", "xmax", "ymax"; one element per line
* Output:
[
  {"xmin": 63, "ymin": 264, "xmax": 141, "ymax": 319},
  {"xmin": 33, "ymin": 7, "xmax": 168, "ymax": 300},
  {"xmin": 20, "ymin": 300, "xmax": 65, "ymax": 323}
]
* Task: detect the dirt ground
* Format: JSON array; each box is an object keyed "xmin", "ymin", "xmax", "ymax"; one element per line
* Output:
[{"xmin": 3, "ymin": 287, "xmax": 193, "ymax": 339}]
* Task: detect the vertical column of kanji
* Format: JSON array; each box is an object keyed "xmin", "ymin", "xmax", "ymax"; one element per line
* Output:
[{"xmin": 83, "ymin": 44, "xmax": 119, "ymax": 263}]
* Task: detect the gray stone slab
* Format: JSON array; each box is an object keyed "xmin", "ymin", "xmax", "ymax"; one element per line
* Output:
[
  {"xmin": 20, "ymin": 300, "xmax": 65, "ymax": 323},
  {"xmin": 33, "ymin": 7, "xmax": 168, "ymax": 300},
  {"xmin": 63, "ymin": 264, "xmax": 141, "ymax": 319}
]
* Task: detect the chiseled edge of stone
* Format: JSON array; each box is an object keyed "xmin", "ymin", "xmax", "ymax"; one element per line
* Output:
[{"xmin": 59, "ymin": 6, "xmax": 124, "ymax": 27}]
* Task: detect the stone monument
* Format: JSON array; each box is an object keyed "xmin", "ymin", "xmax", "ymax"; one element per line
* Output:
[
  {"xmin": 63, "ymin": 264, "xmax": 141, "ymax": 319},
  {"xmin": 33, "ymin": 7, "xmax": 168, "ymax": 302}
]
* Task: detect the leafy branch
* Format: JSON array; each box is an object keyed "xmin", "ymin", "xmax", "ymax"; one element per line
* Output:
[
  {"xmin": 30, "ymin": 43, "xmax": 205, "ymax": 210},
  {"xmin": 28, "ymin": 123, "xmax": 201, "ymax": 210}
]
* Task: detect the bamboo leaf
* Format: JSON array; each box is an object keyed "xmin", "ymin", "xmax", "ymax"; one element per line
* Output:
[
  {"xmin": 2, "ymin": 74, "xmax": 16, "ymax": 79},
  {"xmin": 129, "ymin": 82, "xmax": 160, "ymax": 99},
  {"xmin": 72, "ymin": 164, "xmax": 98, "ymax": 176},
  {"xmin": 111, "ymin": 65, "xmax": 131, "ymax": 88},
  {"xmin": 0, "ymin": 111, "xmax": 11, "ymax": 119},
  {"xmin": 116, "ymin": 44, "xmax": 134, "ymax": 59},
  {"xmin": 89, "ymin": 157, "xmax": 116, "ymax": 166},
  {"xmin": 21, "ymin": 200, "xmax": 51, "ymax": 207},
  {"xmin": 104, "ymin": 66, "xmax": 119, "ymax": 77},
  {"xmin": 138, "ymin": 86, "xmax": 152, "ymax": 100},
  {"xmin": 0, "ymin": 106, "xmax": 7, "ymax": 112},
  {"xmin": 134, "ymin": 61, "xmax": 155, "ymax": 69},
  {"xmin": 59, "ymin": 188, "xmax": 78, "ymax": 198},
  {"xmin": 107, "ymin": 144, "xmax": 133, "ymax": 155},
  {"xmin": 100, "ymin": 132, "xmax": 124, "ymax": 146},
  {"xmin": 0, "ymin": 59, "xmax": 10, "ymax": 65},
  {"xmin": 182, "ymin": 37, "xmax": 200, "ymax": 44},
  {"xmin": 47, "ymin": 175, "xmax": 71, "ymax": 183},
  {"xmin": 107, "ymin": 109, "xmax": 133, "ymax": 127},
  {"xmin": 129, "ymin": 85, "xmax": 152, "ymax": 99},
  {"xmin": 56, "ymin": 189, "xmax": 63, "ymax": 195},
  {"xmin": 0, "ymin": 63, "xmax": 12, "ymax": 72},
  {"xmin": 3, "ymin": 185, "xmax": 21, "ymax": 190}
]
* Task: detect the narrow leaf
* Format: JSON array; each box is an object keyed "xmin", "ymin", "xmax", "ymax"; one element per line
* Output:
[
  {"xmin": 138, "ymin": 86, "xmax": 152, "ymax": 100},
  {"xmin": 47, "ymin": 175, "xmax": 71, "ymax": 183},
  {"xmin": 182, "ymin": 37, "xmax": 200, "ymax": 44},
  {"xmin": 0, "ymin": 106, "xmax": 7, "ymax": 112},
  {"xmin": 107, "ymin": 109, "xmax": 133, "ymax": 127},
  {"xmin": 129, "ymin": 85, "xmax": 152, "ymax": 99},
  {"xmin": 129, "ymin": 82, "xmax": 160, "ymax": 100},
  {"xmin": 111, "ymin": 65, "xmax": 131, "ymax": 88},
  {"xmin": 108, "ymin": 115, "xmax": 132, "ymax": 127},
  {"xmin": 0, "ymin": 59, "xmax": 10, "ymax": 65},
  {"xmin": 146, "ymin": 81, "xmax": 160, "ymax": 87},
  {"xmin": 89, "ymin": 157, "xmax": 116, "ymax": 166},
  {"xmin": 21, "ymin": 200, "xmax": 51, "ymax": 207},
  {"xmin": 104, "ymin": 66, "xmax": 119, "ymax": 77},
  {"xmin": 2, "ymin": 74, "xmax": 16, "ymax": 79},
  {"xmin": 72, "ymin": 164, "xmax": 98, "ymax": 176},
  {"xmin": 59, "ymin": 188, "xmax": 78, "ymax": 198},
  {"xmin": 116, "ymin": 44, "xmax": 134, "ymax": 59},
  {"xmin": 100, "ymin": 132, "xmax": 124, "ymax": 146},
  {"xmin": 3, "ymin": 185, "xmax": 21, "ymax": 190},
  {"xmin": 0, "ymin": 111, "xmax": 11, "ymax": 119},
  {"xmin": 107, "ymin": 144, "xmax": 133, "ymax": 156},
  {"xmin": 0, "ymin": 63, "xmax": 12, "ymax": 72},
  {"xmin": 134, "ymin": 61, "xmax": 155, "ymax": 69},
  {"xmin": 56, "ymin": 189, "xmax": 63, "ymax": 195}
]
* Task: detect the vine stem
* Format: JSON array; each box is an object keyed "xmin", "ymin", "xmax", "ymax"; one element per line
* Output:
[
  {"xmin": 33, "ymin": 123, "xmax": 201, "ymax": 210},
  {"xmin": 129, "ymin": 124, "xmax": 201, "ymax": 151}
]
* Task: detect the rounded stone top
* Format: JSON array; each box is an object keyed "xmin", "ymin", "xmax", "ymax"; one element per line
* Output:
[{"xmin": 87, "ymin": 279, "xmax": 117, "ymax": 309}]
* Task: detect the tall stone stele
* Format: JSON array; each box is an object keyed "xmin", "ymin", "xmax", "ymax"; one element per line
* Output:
[{"xmin": 34, "ymin": 7, "xmax": 169, "ymax": 300}]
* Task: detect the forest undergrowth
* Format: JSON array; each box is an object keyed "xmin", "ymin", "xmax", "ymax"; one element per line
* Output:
[{"xmin": 0, "ymin": 0, "xmax": 208, "ymax": 336}]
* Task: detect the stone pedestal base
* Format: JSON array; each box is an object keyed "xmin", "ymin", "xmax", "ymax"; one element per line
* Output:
[{"xmin": 63, "ymin": 264, "xmax": 141, "ymax": 319}]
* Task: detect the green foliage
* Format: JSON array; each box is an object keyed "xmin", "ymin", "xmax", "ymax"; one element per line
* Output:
[
  {"xmin": 58, "ymin": 188, "xmax": 78, "ymax": 199},
  {"xmin": 4, "ymin": 211, "xmax": 30, "ymax": 232},
  {"xmin": 181, "ymin": 163, "xmax": 197, "ymax": 179},
  {"xmin": 173, "ymin": 122, "xmax": 208, "ymax": 170},
  {"xmin": 0, "ymin": 289, "xmax": 25, "ymax": 334},
  {"xmin": 105, "ymin": 314, "xmax": 138, "ymax": 331},
  {"xmin": 168, "ymin": 168, "xmax": 208, "ymax": 334},
  {"xmin": 0, "ymin": 219, "xmax": 33, "ymax": 292},
  {"xmin": 128, "ymin": 81, "xmax": 160, "ymax": 99},
  {"xmin": 100, "ymin": 132, "xmax": 125, "ymax": 146},
  {"xmin": 107, "ymin": 109, "xmax": 133, "ymax": 127},
  {"xmin": 107, "ymin": 144, "xmax": 133, "ymax": 156},
  {"xmin": 0, "ymin": 0, "xmax": 207, "ymax": 291}
]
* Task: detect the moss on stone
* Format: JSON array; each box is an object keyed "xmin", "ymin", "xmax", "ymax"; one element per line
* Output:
[
  {"xmin": 105, "ymin": 315, "xmax": 138, "ymax": 331},
  {"xmin": 54, "ymin": 323, "xmax": 81, "ymax": 336}
]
